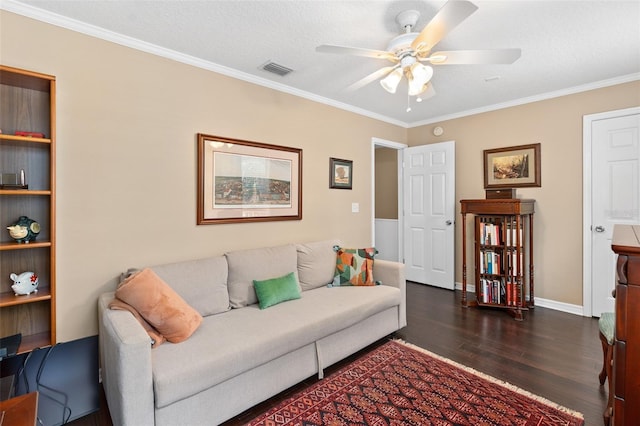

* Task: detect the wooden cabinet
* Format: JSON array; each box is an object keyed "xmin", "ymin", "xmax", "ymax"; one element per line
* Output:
[
  {"xmin": 611, "ymin": 225, "xmax": 640, "ymax": 426},
  {"xmin": 460, "ymin": 199, "xmax": 534, "ymax": 320},
  {"xmin": 0, "ymin": 65, "xmax": 56, "ymax": 353},
  {"xmin": 0, "ymin": 392, "xmax": 38, "ymax": 425}
]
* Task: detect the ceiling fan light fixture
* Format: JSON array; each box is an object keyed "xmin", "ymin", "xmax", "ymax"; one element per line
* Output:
[
  {"xmin": 407, "ymin": 63, "xmax": 433, "ymax": 96},
  {"xmin": 316, "ymin": 1, "xmax": 522, "ymax": 111},
  {"xmin": 380, "ymin": 68, "xmax": 403, "ymax": 93}
]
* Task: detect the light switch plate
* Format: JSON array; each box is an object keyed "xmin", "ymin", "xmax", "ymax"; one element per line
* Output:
[{"xmin": 352, "ymin": 202, "xmax": 359, "ymax": 213}]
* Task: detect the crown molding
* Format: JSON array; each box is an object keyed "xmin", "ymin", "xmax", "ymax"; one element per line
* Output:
[
  {"xmin": 0, "ymin": 0, "xmax": 409, "ymax": 128},
  {"xmin": 3, "ymin": 0, "xmax": 637, "ymax": 131},
  {"xmin": 408, "ymin": 72, "xmax": 640, "ymax": 127}
]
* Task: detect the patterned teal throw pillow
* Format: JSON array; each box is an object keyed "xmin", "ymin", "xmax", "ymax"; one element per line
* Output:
[
  {"xmin": 253, "ymin": 272, "xmax": 301, "ymax": 309},
  {"xmin": 331, "ymin": 246, "xmax": 379, "ymax": 287}
]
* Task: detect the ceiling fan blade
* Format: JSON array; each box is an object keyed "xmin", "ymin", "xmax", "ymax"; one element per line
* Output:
[
  {"xmin": 411, "ymin": 0, "xmax": 478, "ymax": 53},
  {"xmin": 426, "ymin": 49, "xmax": 521, "ymax": 64},
  {"xmin": 316, "ymin": 44, "xmax": 396, "ymax": 60},
  {"xmin": 346, "ymin": 65, "xmax": 399, "ymax": 91}
]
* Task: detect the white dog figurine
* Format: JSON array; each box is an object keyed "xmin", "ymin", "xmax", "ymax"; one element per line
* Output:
[{"xmin": 10, "ymin": 272, "xmax": 39, "ymax": 296}]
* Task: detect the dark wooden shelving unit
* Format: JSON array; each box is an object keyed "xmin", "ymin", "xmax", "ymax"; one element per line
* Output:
[{"xmin": 460, "ymin": 199, "xmax": 534, "ymax": 320}]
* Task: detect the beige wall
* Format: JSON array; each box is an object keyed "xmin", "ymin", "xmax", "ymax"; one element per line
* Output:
[
  {"xmin": 409, "ymin": 81, "xmax": 640, "ymax": 306},
  {"xmin": 374, "ymin": 147, "xmax": 398, "ymax": 219},
  {"xmin": 3, "ymin": 11, "xmax": 638, "ymax": 342},
  {"xmin": 0, "ymin": 12, "xmax": 407, "ymax": 341}
]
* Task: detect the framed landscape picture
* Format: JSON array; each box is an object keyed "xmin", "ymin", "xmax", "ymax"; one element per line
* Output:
[
  {"xmin": 197, "ymin": 134, "xmax": 302, "ymax": 224},
  {"xmin": 484, "ymin": 143, "xmax": 541, "ymax": 189},
  {"xmin": 329, "ymin": 157, "xmax": 353, "ymax": 189}
]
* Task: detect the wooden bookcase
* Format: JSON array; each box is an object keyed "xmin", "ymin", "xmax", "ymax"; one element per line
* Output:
[
  {"xmin": 460, "ymin": 199, "xmax": 534, "ymax": 320},
  {"xmin": 0, "ymin": 65, "xmax": 56, "ymax": 353}
]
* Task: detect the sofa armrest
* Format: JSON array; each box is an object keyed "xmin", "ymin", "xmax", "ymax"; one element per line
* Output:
[
  {"xmin": 373, "ymin": 260, "xmax": 407, "ymax": 328},
  {"xmin": 98, "ymin": 292, "xmax": 155, "ymax": 426}
]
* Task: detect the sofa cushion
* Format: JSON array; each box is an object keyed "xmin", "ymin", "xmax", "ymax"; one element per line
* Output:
[
  {"xmin": 226, "ymin": 244, "xmax": 299, "ymax": 308},
  {"xmin": 333, "ymin": 247, "xmax": 378, "ymax": 286},
  {"xmin": 116, "ymin": 268, "xmax": 202, "ymax": 343},
  {"xmin": 296, "ymin": 240, "xmax": 340, "ymax": 291},
  {"xmin": 253, "ymin": 272, "xmax": 301, "ymax": 309},
  {"xmin": 151, "ymin": 256, "xmax": 230, "ymax": 317},
  {"xmin": 151, "ymin": 285, "xmax": 401, "ymax": 408}
]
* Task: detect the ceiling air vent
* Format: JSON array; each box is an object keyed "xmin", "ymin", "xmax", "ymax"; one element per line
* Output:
[{"xmin": 261, "ymin": 61, "xmax": 293, "ymax": 77}]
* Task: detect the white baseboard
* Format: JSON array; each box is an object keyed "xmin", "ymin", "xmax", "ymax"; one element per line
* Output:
[
  {"xmin": 453, "ymin": 281, "xmax": 585, "ymax": 316},
  {"xmin": 533, "ymin": 297, "xmax": 584, "ymax": 316},
  {"xmin": 454, "ymin": 281, "xmax": 475, "ymax": 293}
]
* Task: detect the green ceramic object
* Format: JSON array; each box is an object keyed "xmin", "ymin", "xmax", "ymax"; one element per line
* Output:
[{"xmin": 7, "ymin": 215, "xmax": 41, "ymax": 243}]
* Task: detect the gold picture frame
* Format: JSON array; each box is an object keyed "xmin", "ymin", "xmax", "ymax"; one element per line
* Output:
[
  {"xmin": 197, "ymin": 134, "xmax": 302, "ymax": 224},
  {"xmin": 484, "ymin": 143, "xmax": 541, "ymax": 189}
]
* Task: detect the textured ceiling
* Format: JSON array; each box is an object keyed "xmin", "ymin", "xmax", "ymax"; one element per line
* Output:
[{"xmin": 3, "ymin": 0, "xmax": 640, "ymax": 127}]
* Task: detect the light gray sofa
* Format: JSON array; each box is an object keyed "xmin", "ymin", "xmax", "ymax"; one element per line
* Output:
[{"xmin": 98, "ymin": 240, "xmax": 406, "ymax": 426}]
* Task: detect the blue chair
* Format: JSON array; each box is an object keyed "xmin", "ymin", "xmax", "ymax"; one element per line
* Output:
[{"xmin": 598, "ymin": 312, "xmax": 615, "ymax": 426}]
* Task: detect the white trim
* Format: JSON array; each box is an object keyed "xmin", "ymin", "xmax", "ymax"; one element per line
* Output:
[
  {"xmin": 0, "ymin": 0, "xmax": 407, "ymax": 128},
  {"xmin": 582, "ymin": 106, "xmax": 640, "ymax": 317},
  {"xmin": 396, "ymin": 150, "xmax": 404, "ymax": 262},
  {"xmin": 2, "ymin": 0, "xmax": 638, "ymax": 129},
  {"xmin": 371, "ymin": 138, "xmax": 407, "ymax": 149},
  {"xmin": 411, "ymin": 73, "xmax": 640, "ymax": 127},
  {"xmin": 534, "ymin": 297, "xmax": 584, "ymax": 317},
  {"xmin": 454, "ymin": 281, "xmax": 475, "ymax": 293},
  {"xmin": 371, "ymin": 138, "xmax": 407, "ymax": 255}
]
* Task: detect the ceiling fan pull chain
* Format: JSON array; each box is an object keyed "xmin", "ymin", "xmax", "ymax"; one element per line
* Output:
[{"xmin": 406, "ymin": 91, "xmax": 412, "ymax": 113}]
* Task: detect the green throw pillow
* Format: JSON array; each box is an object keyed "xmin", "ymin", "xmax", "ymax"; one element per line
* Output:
[
  {"xmin": 253, "ymin": 272, "xmax": 301, "ymax": 309},
  {"xmin": 332, "ymin": 246, "xmax": 379, "ymax": 287}
]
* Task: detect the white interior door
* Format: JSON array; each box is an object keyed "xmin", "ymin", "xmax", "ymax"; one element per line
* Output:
[
  {"xmin": 403, "ymin": 141, "xmax": 455, "ymax": 289},
  {"xmin": 590, "ymin": 110, "xmax": 640, "ymax": 317}
]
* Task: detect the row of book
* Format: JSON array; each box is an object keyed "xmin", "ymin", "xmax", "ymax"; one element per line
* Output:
[
  {"xmin": 479, "ymin": 278, "xmax": 522, "ymax": 306},
  {"xmin": 479, "ymin": 221, "xmax": 524, "ymax": 247},
  {"xmin": 479, "ymin": 250, "xmax": 502, "ymax": 274},
  {"xmin": 480, "ymin": 250, "xmax": 524, "ymax": 276},
  {"xmin": 479, "ymin": 221, "xmax": 501, "ymax": 246}
]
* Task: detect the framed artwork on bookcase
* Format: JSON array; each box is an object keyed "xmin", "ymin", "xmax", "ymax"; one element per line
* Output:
[{"xmin": 484, "ymin": 143, "xmax": 541, "ymax": 189}]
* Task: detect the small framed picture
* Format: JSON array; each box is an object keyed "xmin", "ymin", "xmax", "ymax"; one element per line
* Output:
[
  {"xmin": 483, "ymin": 143, "xmax": 541, "ymax": 189},
  {"xmin": 329, "ymin": 157, "xmax": 353, "ymax": 190}
]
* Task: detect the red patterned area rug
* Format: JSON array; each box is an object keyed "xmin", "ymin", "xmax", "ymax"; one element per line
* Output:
[{"xmin": 247, "ymin": 340, "xmax": 584, "ymax": 426}]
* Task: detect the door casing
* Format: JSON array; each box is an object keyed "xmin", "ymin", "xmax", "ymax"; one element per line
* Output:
[{"xmin": 582, "ymin": 106, "xmax": 640, "ymax": 316}]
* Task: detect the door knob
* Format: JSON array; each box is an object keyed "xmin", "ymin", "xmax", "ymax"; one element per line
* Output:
[
  {"xmin": 446, "ymin": 220, "xmax": 453, "ymax": 226},
  {"xmin": 594, "ymin": 226, "xmax": 605, "ymax": 232}
]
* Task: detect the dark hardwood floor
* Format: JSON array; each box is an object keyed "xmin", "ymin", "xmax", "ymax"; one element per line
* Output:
[{"xmin": 71, "ymin": 282, "xmax": 607, "ymax": 425}]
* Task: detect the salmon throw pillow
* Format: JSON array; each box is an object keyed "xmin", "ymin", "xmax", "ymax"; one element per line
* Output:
[{"xmin": 115, "ymin": 268, "xmax": 202, "ymax": 343}]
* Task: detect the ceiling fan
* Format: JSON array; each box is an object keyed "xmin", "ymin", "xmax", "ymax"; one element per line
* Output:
[{"xmin": 316, "ymin": 0, "xmax": 521, "ymax": 103}]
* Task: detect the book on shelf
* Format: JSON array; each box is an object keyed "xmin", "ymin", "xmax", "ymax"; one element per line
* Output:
[
  {"xmin": 505, "ymin": 221, "xmax": 524, "ymax": 247},
  {"xmin": 480, "ymin": 251, "xmax": 502, "ymax": 275},
  {"xmin": 505, "ymin": 281, "xmax": 517, "ymax": 306},
  {"xmin": 479, "ymin": 278, "xmax": 507, "ymax": 304},
  {"xmin": 480, "ymin": 221, "xmax": 502, "ymax": 246},
  {"xmin": 507, "ymin": 251, "xmax": 524, "ymax": 277}
]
